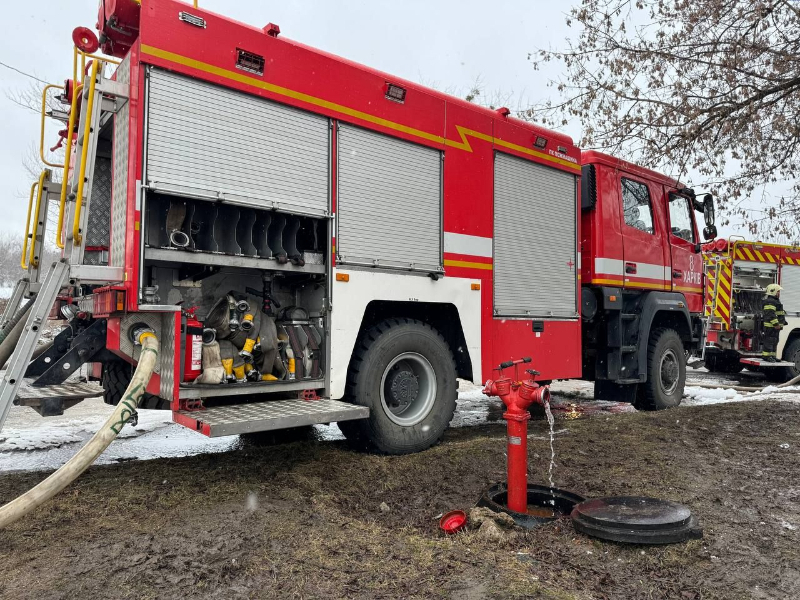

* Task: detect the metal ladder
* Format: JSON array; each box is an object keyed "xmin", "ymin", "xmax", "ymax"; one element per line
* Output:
[
  {"xmin": 0, "ymin": 60, "xmax": 128, "ymax": 432},
  {"xmin": 700, "ymin": 255, "xmax": 723, "ymax": 361},
  {"xmin": 0, "ymin": 260, "xmax": 70, "ymax": 431},
  {"xmin": 62, "ymin": 59, "xmax": 128, "ymax": 271}
]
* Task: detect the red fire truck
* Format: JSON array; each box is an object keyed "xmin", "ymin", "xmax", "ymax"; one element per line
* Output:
[
  {"xmin": 0, "ymin": 0, "xmax": 716, "ymax": 454},
  {"xmin": 701, "ymin": 238, "xmax": 800, "ymax": 380}
]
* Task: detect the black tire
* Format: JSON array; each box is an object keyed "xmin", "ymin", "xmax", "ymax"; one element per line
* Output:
[
  {"xmin": 703, "ymin": 353, "xmax": 743, "ymax": 374},
  {"xmin": 102, "ymin": 360, "xmax": 169, "ymax": 410},
  {"xmin": 776, "ymin": 338, "xmax": 800, "ymax": 383},
  {"xmin": 338, "ymin": 318, "xmax": 457, "ymax": 454},
  {"xmin": 635, "ymin": 328, "xmax": 685, "ymax": 411}
]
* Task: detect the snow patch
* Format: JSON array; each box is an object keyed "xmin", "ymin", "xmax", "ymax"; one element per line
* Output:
[
  {"xmin": 683, "ymin": 385, "xmax": 800, "ymax": 407},
  {"xmin": 0, "ymin": 409, "xmax": 173, "ymax": 451}
]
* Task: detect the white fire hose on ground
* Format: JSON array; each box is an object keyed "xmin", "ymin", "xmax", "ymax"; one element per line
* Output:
[
  {"xmin": 0, "ymin": 330, "xmax": 159, "ymax": 529},
  {"xmin": 688, "ymin": 373, "xmax": 800, "ymax": 393}
]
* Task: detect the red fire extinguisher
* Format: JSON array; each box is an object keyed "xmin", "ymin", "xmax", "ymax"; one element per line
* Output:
[{"xmin": 183, "ymin": 306, "xmax": 203, "ymax": 382}]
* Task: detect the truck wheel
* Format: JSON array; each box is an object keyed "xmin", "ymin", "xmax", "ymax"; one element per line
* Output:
[
  {"xmin": 338, "ymin": 318, "xmax": 457, "ymax": 454},
  {"xmin": 777, "ymin": 338, "xmax": 800, "ymax": 382},
  {"xmin": 102, "ymin": 360, "xmax": 169, "ymax": 410},
  {"xmin": 635, "ymin": 328, "xmax": 685, "ymax": 411}
]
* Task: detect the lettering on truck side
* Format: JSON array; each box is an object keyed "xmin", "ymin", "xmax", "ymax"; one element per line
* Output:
[{"xmin": 683, "ymin": 271, "xmax": 702, "ymax": 285}]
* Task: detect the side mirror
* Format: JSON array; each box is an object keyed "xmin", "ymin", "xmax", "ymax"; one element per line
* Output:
[
  {"xmin": 703, "ymin": 194, "xmax": 715, "ymax": 227},
  {"xmin": 703, "ymin": 225, "xmax": 718, "ymax": 240}
]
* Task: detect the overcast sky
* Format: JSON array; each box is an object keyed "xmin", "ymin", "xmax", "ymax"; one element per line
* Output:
[{"xmin": 0, "ymin": 0, "xmax": 747, "ymax": 241}]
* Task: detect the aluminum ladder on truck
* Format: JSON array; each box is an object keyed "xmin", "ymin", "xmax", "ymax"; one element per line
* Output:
[{"xmin": 0, "ymin": 60, "xmax": 127, "ymax": 432}]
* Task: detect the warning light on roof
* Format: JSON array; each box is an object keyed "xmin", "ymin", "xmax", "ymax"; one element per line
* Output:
[
  {"xmin": 385, "ymin": 83, "xmax": 406, "ymax": 103},
  {"xmin": 534, "ymin": 136, "xmax": 547, "ymax": 149}
]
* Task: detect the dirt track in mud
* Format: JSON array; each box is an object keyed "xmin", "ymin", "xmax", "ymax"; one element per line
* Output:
[{"xmin": 1, "ymin": 399, "xmax": 799, "ymax": 600}]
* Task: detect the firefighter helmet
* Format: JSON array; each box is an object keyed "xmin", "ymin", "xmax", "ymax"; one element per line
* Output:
[{"xmin": 766, "ymin": 283, "xmax": 783, "ymax": 296}]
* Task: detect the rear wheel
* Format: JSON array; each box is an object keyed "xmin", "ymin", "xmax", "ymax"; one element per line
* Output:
[
  {"xmin": 635, "ymin": 328, "xmax": 685, "ymax": 411},
  {"xmin": 338, "ymin": 318, "xmax": 457, "ymax": 454},
  {"xmin": 102, "ymin": 360, "xmax": 169, "ymax": 410}
]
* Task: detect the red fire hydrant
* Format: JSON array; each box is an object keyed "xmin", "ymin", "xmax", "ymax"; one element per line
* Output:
[{"xmin": 483, "ymin": 357, "xmax": 551, "ymax": 514}]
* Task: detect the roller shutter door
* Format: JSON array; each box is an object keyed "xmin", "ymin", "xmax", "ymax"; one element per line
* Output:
[
  {"xmin": 493, "ymin": 153, "xmax": 577, "ymax": 318},
  {"xmin": 337, "ymin": 124, "xmax": 442, "ymax": 272},
  {"xmin": 780, "ymin": 266, "xmax": 800, "ymax": 314},
  {"xmin": 145, "ymin": 68, "xmax": 330, "ymax": 216}
]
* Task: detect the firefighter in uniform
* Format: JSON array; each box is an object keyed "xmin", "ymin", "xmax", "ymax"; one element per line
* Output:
[{"xmin": 761, "ymin": 283, "xmax": 787, "ymax": 361}]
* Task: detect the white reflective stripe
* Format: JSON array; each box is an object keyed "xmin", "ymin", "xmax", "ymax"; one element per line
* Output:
[
  {"xmin": 443, "ymin": 232, "xmax": 493, "ymax": 258},
  {"xmin": 577, "ymin": 252, "xmax": 581, "ymax": 269},
  {"xmin": 594, "ymin": 257, "xmax": 670, "ymax": 281},
  {"xmin": 635, "ymin": 263, "xmax": 669, "ymax": 281},
  {"xmin": 595, "ymin": 257, "xmax": 623, "ymax": 276}
]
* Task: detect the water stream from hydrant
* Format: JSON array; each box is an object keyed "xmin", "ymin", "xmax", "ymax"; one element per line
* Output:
[{"xmin": 544, "ymin": 400, "xmax": 556, "ymax": 505}]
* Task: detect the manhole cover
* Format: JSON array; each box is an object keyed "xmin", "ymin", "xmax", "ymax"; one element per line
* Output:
[{"xmin": 571, "ymin": 496, "xmax": 703, "ymax": 544}]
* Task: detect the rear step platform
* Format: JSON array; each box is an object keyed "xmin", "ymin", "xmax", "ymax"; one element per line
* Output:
[
  {"xmin": 175, "ymin": 398, "xmax": 369, "ymax": 437},
  {"xmin": 740, "ymin": 358, "xmax": 796, "ymax": 368},
  {"xmin": 13, "ymin": 379, "xmax": 104, "ymax": 416}
]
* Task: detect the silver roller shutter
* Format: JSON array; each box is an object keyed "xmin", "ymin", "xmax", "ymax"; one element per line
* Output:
[
  {"xmin": 337, "ymin": 124, "xmax": 442, "ymax": 272},
  {"xmin": 493, "ymin": 153, "xmax": 577, "ymax": 318},
  {"xmin": 145, "ymin": 68, "xmax": 330, "ymax": 217},
  {"xmin": 780, "ymin": 266, "xmax": 800, "ymax": 315}
]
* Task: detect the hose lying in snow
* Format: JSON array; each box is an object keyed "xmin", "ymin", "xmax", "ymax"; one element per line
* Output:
[
  {"xmin": 688, "ymin": 372, "xmax": 800, "ymax": 393},
  {"xmin": 0, "ymin": 331, "xmax": 159, "ymax": 530}
]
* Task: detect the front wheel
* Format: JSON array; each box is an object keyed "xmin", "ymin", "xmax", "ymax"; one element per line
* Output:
[
  {"xmin": 635, "ymin": 328, "xmax": 685, "ymax": 411},
  {"xmin": 338, "ymin": 318, "xmax": 457, "ymax": 454}
]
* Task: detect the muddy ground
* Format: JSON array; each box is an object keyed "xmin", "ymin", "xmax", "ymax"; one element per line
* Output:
[{"xmin": 1, "ymin": 399, "xmax": 799, "ymax": 600}]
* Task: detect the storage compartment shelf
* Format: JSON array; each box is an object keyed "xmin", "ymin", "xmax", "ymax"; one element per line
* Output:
[
  {"xmin": 145, "ymin": 247, "xmax": 325, "ymax": 274},
  {"xmin": 179, "ymin": 378, "xmax": 324, "ymax": 399}
]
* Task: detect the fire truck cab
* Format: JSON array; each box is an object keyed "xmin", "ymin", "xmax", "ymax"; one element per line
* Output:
[{"xmin": 579, "ymin": 151, "xmax": 713, "ymax": 407}]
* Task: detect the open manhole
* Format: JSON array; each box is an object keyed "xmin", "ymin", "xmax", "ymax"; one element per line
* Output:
[{"xmin": 476, "ymin": 483, "xmax": 585, "ymax": 529}]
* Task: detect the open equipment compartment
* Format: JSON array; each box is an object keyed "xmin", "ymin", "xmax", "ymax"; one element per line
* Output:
[{"xmin": 139, "ymin": 66, "xmax": 333, "ymax": 403}]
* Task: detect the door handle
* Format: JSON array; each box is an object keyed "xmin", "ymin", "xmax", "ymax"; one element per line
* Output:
[
  {"xmin": 625, "ymin": 262, "xmax": 637, "ymax": 274},
  {"xmin": 672, "ymin": 270, "xmax": 683, "ymax": 279}
]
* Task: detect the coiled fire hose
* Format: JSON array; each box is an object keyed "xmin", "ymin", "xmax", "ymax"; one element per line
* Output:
[{"xmin": 0, "ymin": 331, "xmax": 159, "ymax": 529}]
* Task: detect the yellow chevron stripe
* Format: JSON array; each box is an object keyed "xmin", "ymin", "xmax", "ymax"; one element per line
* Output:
[
  {"xmin": 754, "ymin": 249, "xmax": 765, "ymax": 261},
  {"xmin": 743, "ymin": 247, "xmax": 756, "ymax": 260},
  {"xmin": 716, "ymin": 285, "xmax": 731, "ymax": 305},
  {"xmin": 716, "ymin": 302, "xmax": 730, "ymax": 318},
  {"xmin": 140, "ymin": 45, "xmax": 581, "ymax": 173},
  {"xmin": 785, "ymin": 256, "xmax": 795, "ymax": 265},
  {"xmin": 765, "ymin": 252, "xmax": 776, "ymax": 263}
]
